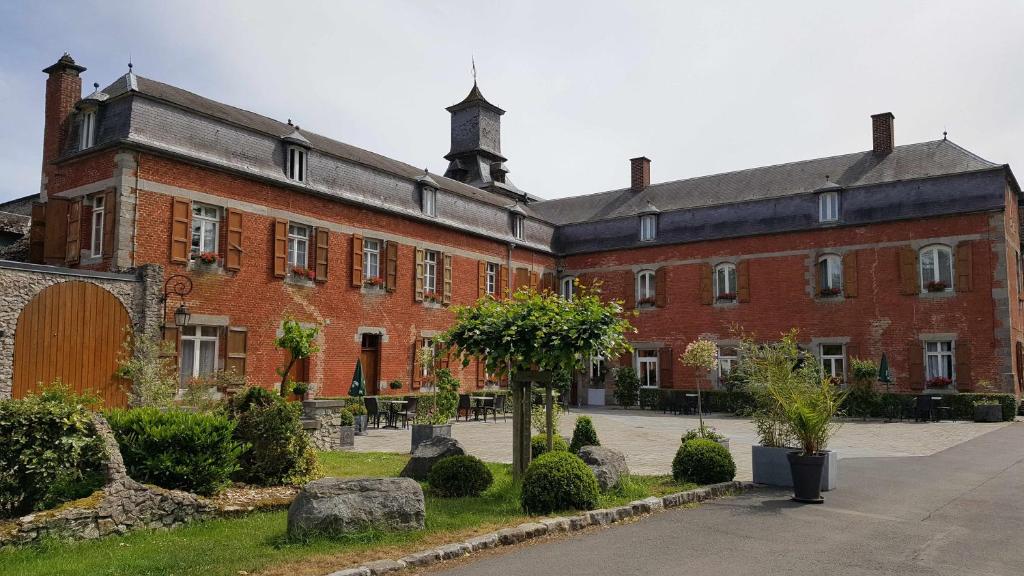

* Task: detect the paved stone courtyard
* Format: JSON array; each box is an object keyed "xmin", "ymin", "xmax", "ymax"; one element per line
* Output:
[{"xmin": 351, "ymin": 407, "xmax": 1011, "ymax": 480}]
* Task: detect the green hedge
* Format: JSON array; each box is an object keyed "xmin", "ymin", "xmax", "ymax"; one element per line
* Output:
[
  {"xmin": 521, "ymin": 451, "xmax": 599, "ymax": 514},
  {"xmin": 223, "ymin": 387, "xmax": 320, "ymax": 486},
  {"xmin": 672, "ymin": 439, "xmax": 735, "ymax": 484},
  {"xmin": 842, "ymin": 392, "xmax": 1017, "ymax": 421},
  {"xmin": 637, "ymin": 388, "xmax": 756, "ymax": 415},
  {"xmin": 428, "ymin": 455, "xmax": 493, "ymax": 497},
  {"xmin": 107, "ymin": 408, "xmax": 246, "ymax": 495}
]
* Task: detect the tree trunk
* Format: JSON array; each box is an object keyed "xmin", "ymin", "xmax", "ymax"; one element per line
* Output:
[
  {"xmin": 511, "ymin": 380, "xmax": 532, "ymax": 478},
  {"xmin": 279, "ymin": 356, "xmax": 296, "ymax": 397},
  {"xmin": 545, "ymin": 382, "xmax": 554, "ymax": 451}
]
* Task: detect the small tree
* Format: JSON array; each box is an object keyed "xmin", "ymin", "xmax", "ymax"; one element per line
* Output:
[
  {"xmin": 116, "ymin": 330, "xmax": 177, "ymax": 408},
  {"xmin": 680, "ymin": 338, "xmax": 718, "ymax": 431},
  {"xmin": 413, "ymin": 368, "xmax": 460, "ymax": 425},
  {"xmin": 613, "ymin": 367, "xmax": 640, "ymax": 408},
  {"xmin": 569, "ymin": 415, "xmax": 600, "ymax": 453},
  {"xmin": 274, "ymin": 318, "xmax": 320, "ymax": 397}
]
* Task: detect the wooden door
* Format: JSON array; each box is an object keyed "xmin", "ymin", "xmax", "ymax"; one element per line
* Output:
[
  {"xmin": 13, "ymin": 281, "xmax": 131, "ymax": 407},
  {"xmin": 360, "ymin": 334, "xmax": 380, "ymax": 395}
]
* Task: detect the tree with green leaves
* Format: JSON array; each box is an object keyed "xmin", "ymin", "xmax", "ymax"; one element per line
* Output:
[
  {"xmin": 439, "ymin": 283, "xmax": 633, "ymax": 477},
  {"xmin": 274, "ymin": 318, "xmax": 320, "ymax": 397}
]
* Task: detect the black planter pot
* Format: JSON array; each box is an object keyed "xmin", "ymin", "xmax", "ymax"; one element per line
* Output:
[{"xmin": 787, "ymin": 451, "xmax": 826, "ymax": 504}]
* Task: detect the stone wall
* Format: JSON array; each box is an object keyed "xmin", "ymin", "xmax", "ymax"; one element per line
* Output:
[
  {"xmin": 301, "ymin": 399, "xmax": 354, "ymax": 451},
  {"xmin": 0, "ymin": 260, "xmax": 163, "ymax": 399}
]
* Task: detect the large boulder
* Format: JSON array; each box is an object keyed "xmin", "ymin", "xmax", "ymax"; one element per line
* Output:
[
  {"xmin": 578, "ymin": 445, "xmax": 629, "ymax": 491},
  {"xmin": 400, "ymin": 437, "xmax": 465, "ymax": 481},
  {"xmin": 287, "ymin": 477, "xmax": 424, "ymax": 538}
]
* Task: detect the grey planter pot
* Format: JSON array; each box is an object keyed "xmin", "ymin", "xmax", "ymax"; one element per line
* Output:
[
  {"xmin": 339, "ymin": 425, "xmax": 355, "ymax": 448},
  {"xmin": 974, "ymin": 404, "xmax": 1002, "ymax": 422},
  {"xmin": 752, "ymin": 445, "xmax": 837, "ymax": 491},
  {"xmin": 411, "ymin": 423, "xmax": 452, "ymax": 452},
  {"xmin": 354, "ymin": 415, "xmax": 368, "ymax": 435}
]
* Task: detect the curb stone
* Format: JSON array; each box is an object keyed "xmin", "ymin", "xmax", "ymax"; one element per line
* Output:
[{"xmin": 322, "ymin": 481, "xmax": 755, "ymax": 576}]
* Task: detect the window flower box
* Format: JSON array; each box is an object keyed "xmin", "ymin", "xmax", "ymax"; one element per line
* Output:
[
  {"xmin": 716, "ymin": 292, "xmax": 736, "ymax": 302},
  {"xmin": 365, "ymin": 276, "xmax": 385, "ymax": 288},
  {"xmin": 423, "ymin": 291, "xmax": 442, "ymax": 304},
  {"xmin": 636, "ymin": 296, "xmax": 657, "ymax": 307},
  {"xmin": 196, "ymin": 251, "xmax": 219, "ymax": 265},
  {"xmin": 291, "ymin": 266, "xmax": 316, "ymax": 281},
  {"xmin": 926, "ymin": 376, "xmax": 952, "ymax": 388},
  {"xmin": 819, "ymin": 287, "xmax": 842, "ymax": 297},
  {"xmin": 926, "ymin": 281, "xmax": 948, "ymax": 292}
]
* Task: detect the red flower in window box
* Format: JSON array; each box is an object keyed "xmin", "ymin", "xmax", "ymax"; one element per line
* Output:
[
  {"xmin": 291, "ymin": 265, "xmax": 315, "ymax": 280},
  {"xmin": 926, "ymin": 376, "xmax": 952, "ymax": 388},
  {"xmin": 926, "ymin": 280, "xmax": 948, "ymax": 292},
  {"xmin": 365, "ymin": 276, "xmax": 384, "ymax": 287},
  {"xmin": 820, "ymin": 286, "xmax": 842, "ymax": 297},
  {"xmin": 716, "ymin": 292, "xmax": 736, "ymax": 302},
  {"xmin": 196, "ymin": 251, "xmax": 218, "ymax": 265},
  {"xmin": 637, "ymin": 296, "xmax": 657, "ymax": 307},
  {"xmin": 423, "ymin": 291, "xmax": 441, "ymax": 303}
]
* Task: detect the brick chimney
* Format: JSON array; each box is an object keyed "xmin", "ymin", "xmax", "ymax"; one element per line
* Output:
[
  {"xmin": 871, "ymin": 112, "xmax": 895, "ymax": 156},
  {"xmin": 40, "ymin": 53, "xmax": 86, "ymax": 198},
  {"xmin": 630, "ymin": 157, "xmax": 651, "ymax": 192}
]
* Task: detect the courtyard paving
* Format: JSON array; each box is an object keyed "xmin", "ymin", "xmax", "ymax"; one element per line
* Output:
[{"xmin": 352, "ymin": 407, "xmax": 1010, "ymax": 480}]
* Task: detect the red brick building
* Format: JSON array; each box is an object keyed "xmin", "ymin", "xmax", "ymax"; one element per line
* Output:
[{"xmin": 21, "ymin": 54, "xmax": 1024, "ymax": 402}]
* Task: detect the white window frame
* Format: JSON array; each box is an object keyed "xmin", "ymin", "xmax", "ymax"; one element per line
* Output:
[
  {"xmin": 714, "ymin": 263, "xmax": 737, "ymax": 299},
  {"xmin": 560, "ymin": 276, "xmax": 575, "ymax": 300},
  {"xmin": 90, "ymin": 194, "xmax": 104, "ymax": 257},
  {"xmin": 424, "ymin": 250, "xmax": 438, "ymax": 293},
  {"xmin": 636, "ymin": 270, "xmax": 656, "ymax": 306},
  {"xmin": 925, "ymin": 340, "xmax": 955, "ymax": 384},
  {"xmin": 1016, "ymin": 249, "xmax": 1023, "ymax": 296},
  {"xmin": 640, "ymin": 214, "xmax": 657, "ymax": 241},
  {"xmin": 422, "ymin": 187, "xmax": 436, "ymax": 216},
  {"xmin": 819, "ymin": 191, "xmax": 839, "ymax": 222},
  {"xmin": 364, "ymin": 238, "xmax": 381, "ymax": 280},
  {"xmin": 420, "ymin": 337, "xmax": 435, "ymax": 378},
  {"xmin": 818, "ymin": 254, "xmax": 843, "ymax": 293},
  {"xmin": 287, "ymin": 223, "xmax": 310, "ymax": 269},
  {"xmin": 80, "ymin": 109, "xmax": 96, "ymax": 150},
  {"xmin": 179, "ymin": 326, "xmax": 219, "ymax": 388},
  {"xmin": 819, "ymin": 343, "xmax": 846, "ymax": 383},
  {"xmin": 718, "ymin": 345, "xmax": 738, "ymax": 379},
  {"xmin": 191, "ymin": 203, "xmax": 220, "ymax": 257},
  {"xmin": 286, "ymin": 145, "xmax": 306, "ymax": 182},
  {"xmin": 512, "ymin": 214, "xmax": 524, "ymax": 240},
  {"xmin": 919, "ymin": 244, "xmax": 954, "ymax": 292},
  {"xmin": 636, "ymin": 349, "xmax": 659, "ymax": 388},
  {"xmin": 486, "ymin": 262, "xmax": 499, "ymax": 296}
]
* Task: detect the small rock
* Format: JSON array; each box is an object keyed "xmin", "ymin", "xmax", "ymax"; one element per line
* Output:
[
  {"xmin": 466, "ymin": 532, "xmax": 499, "ymax": 551},
  {"xmin": 287, "ymin": 477, "xmax": 425, "ymax": 539},
  {"xmin": 577, "ymin": 446, "xmax": 629, "ymax": 491},
  {"xmin": 364, "ymin": 559, "xmax": 407, "ymax": 575}
]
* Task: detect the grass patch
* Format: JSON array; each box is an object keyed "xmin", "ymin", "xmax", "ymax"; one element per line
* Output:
[{"xmin": 0, "ymin": 453, "xmax": 696, "ymax": 576}]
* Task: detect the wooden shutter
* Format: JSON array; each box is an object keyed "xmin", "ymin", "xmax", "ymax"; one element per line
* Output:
[
  {"xmin": 350, "ymin": 233, "xmax": 363, "ymax": 287},
  {"xmin": 411, "ymin": 340, "xmax": 423, "ymax": 389},
  {"xmin": 908, "ymin": 340, "xmax": 924, "ymax": 390},
  {"xmin": 529, "ymin": 270, "xmax": 539, "ymax": 292},
  {"xmin": 956, "ymin": 242, "xmax": 973, "ymax": 293},
  {"xmin": 515, "ymin": 267, "xmax": 529, "ymax": 291},
  {"xmin": 273, "ymin": 219, "xmax": 288, "ymax": 277},
  {"xmin": 225, "ymin": 208, "xmax": 243, "ymax": 271},
  {"xmin": 43, "ymin": 197, "xmax": 70, "ymax": 264},
  {"xmin": 443, "ymin": 253, "xmax": 453, "ymax": 304},
  {"xmin": 65, "ymin": 197, "xmax": 81, "ymax": 264},
  {"xmin": 170, "ymin": 197, "xmax": 191, "ymax": 264},
  {"xmin": 654, "ymin": 268, "xmax": 668, "ymax": 307},
  {"xmin": 813, "ymin": 256, "xmax": 821, "ymax": 296},
  {"xmin": 102, "ymin": 189, "xmax": 116, "ymax": 257},
  {"xmin": 385, "ymin": 241, "xmax": 398, "ymax": 292},
  {"xmin": 898, "ymin": 247, "xmax": 919, "ymax": 295},
  {"xmin": 476, "ymin": 359, "xmax": 486, "ymax": 389},
  {"xmin": 414, "ymin": 248, "xmax": 425, "ymax": 302},
  {"xmin": 737, "ymin": 260, "xmax": 750, "ymax": 303},
  {"xmin": 842, "ymin": 251, "xmax": 858, "ymax": 298},
  {"xmin": 698, "ymin": 263, "xmax": 713, "ymax": 305},
  {"xmin": 225, "ymin": 327, "xmax": 248, "ymax": 375},
  {"xmin": 314, "ymin": 228, "xmax": 329, "ymax": 282},
  {"xmin": 161, "ymin": 326, "xmax": 180, "ymax": 369},
  {"xmin": 624, "ymin": 271, "xmax": 636, "ymax": 310},
  {"xmin": 658, "ymin": 347, "xmax": 674, "ymax": 388},
  {"xmin": 955, "ymin": 340, "xmax": 971, "ymax": 390},
  {"xmin": 29, "ymin": 202, "xmax": 45, "ymax": 263},
  {"xmin": 499, "ymin": 265, "xmax": 509, "ymax": 298},
  {"xmin": 541, "ymin": 271, "xmax": 555, "ymax": 293},
  {"xmin": 478, "ymin": 261, "xmax": 487, "ymax": 299}
]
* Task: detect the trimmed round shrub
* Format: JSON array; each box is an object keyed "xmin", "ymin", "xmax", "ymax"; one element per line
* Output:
[
  {"xmin": 339, "ymin": 408, "xmax": 355, "ymax": 426},
  {"xmin": 531, "ymin": 434, "xmax": 569, "ymax": 458},
  {"xmin": 223, "ymin": 387, "xmax": 320, "ymax": 486},
  {"xmin": 672, "ymin": 439, "xmax": 736, "ymax": 485},
  {"xmin": 569, "ymin": 416, "xmax": 600, "ymax": 453},
  {"xmin": 107, "ymin": 407, "xmax": 246, "ymax": 495},
  {"xmin": 428, "ymin": 455, "xmax": 493, "ymax": 497},
  {"xmin": 521, "ymin": 451, "xmax": 599, "ymax": 514}
]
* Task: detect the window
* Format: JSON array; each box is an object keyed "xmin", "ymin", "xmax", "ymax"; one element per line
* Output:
[
  {"xmin": 589, "ymin": 355, "xmax": 607, "ymax": 382},
  {"xmin": 364, "ymin": 238, "xmax": 381, "ymax": 280},
  {"xmin": 80, "ymin": 110, "xmax": 96, "ymax": 150},
  {"xmin": 920, "ymin": 245, "xmax": 953, "ymax": 292},
  {"xmin": 287, "ymin": 224, "xmax": 309, "ymax": 268},
  {"xmin": 819, "ymin": 191, "xmax": 839, "ymax": 222},
  {"xmin": 1016, "ymin": 250, "xmax": 1022, "ymax": 296},
  {"xmin": 486, "ymin": 262, "xmax": 499, "ymax": 296},
  {"xmin": 817, "ymin": 254, "xmax": 842, "ymax": 296},
  {"xmin": 191, "ymin": 203, "xmax": 220, "ymax": 257},
  {"xmin": 422, "ymin": 187, "xmax": 436, "ymax": 216},
  {"xmin": 560, "ymin": 276, "xmax": 575, "ymax": 300},
  {"xmin": 512, "ymin": 214, "xmax": 524, "ymax": 240},
  {"xmin": 636, "ymin": 270, "xmax": 655, "ymax": 306},
  {"xmin": 718, "ymin": 346, "xmax": 739, "ymax": 379},
  {"xmin": 423, "ymin": 251, "xmax": 438, "ymax": 293},
  {"xmin": 90, "ymin": 194, "xmax": 104, "ymax": 257},
  {"xmin": 820, "ymin": 344, "xmax": 846, "ymax": 383},
  {"xmin": 420, "ymin": 337, "xmax": 435, "ymax": 379},
  {"xmin": 640, "ymin": 214, "xmax": 657, "ymax": 241},
  {"xmin": 286, "ymin": 146, "xmax": 306, "ymax": 182},
  {"xmin": 179, "ymin": 326, "xmax": 219, "ymax": 388},
  {"xmin": 925, "ymin": 340, "xmax": 955, "ymax": 384},
  {"xmin": 636, "ymin": 350, "xmax": 659, "ymax": 388},
  {"xmin": 714, "ymin": 263, "xmax": 737, "ymax": 301}
]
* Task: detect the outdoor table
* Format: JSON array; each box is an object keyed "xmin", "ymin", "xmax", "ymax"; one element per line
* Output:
[
  {"xmin": 379, "ymin": 399, "xmax": 408, "ymax": 429},
  {"xmin": 931, "ymin": 396, "xmax": 951, "ymax": 421},
  {"xmin": 470, "ymin": 396, "xmax": 493, "ymax": 421},
  {"xmin": 684, "ymin": 394, "xmax": 699, "ymax": 415}
]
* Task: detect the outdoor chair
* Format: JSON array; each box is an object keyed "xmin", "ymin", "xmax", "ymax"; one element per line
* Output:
[
  {"xmin": 914, "ymin": 395, "xmax": 933, "ymax": 422},
  {"xmin": 481, "ymin": 395, "xmax": 504, "ymax": 421},
  {"xmin": 457, "ymin": 394, "xmax": 476, "ymax": 421},
  {"xmin": 399, "ymin": 396, "xmax": 418, "ymax": 428},
  {"xmin": 364, "ymin": 397, "xmax": 381, "ymax": 428}
]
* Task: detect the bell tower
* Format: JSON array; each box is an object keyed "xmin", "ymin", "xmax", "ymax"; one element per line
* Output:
[{"xmin": 443, "ymin": 81, "xmax": 518, "ymax": 196}]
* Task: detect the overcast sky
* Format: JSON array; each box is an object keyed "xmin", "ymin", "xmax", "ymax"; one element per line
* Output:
[{"xmin": 2, "ymin": 1, "xmax": 1023, "ymax": 204}]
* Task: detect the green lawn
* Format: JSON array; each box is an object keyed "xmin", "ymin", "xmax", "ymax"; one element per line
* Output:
[{"xmin": 0, "ymin": 452, "xmax": 692, "ymax": 576}]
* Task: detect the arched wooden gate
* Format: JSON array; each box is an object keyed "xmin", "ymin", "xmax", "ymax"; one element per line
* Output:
[{"xmin": 12, "ymin": 281, "xmax": 132, "ymax": 407}]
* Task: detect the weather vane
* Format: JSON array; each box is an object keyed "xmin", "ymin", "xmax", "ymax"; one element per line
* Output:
[{"xmin": 472, "ymin": 56, "xmax": 477, "ymax": 83}]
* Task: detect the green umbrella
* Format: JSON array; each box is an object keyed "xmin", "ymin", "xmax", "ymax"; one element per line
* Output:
[
  {"xmin": 878, "ymin": 353, "xmax": 892, "ymax": 384},
  {"xmin": 349, "ymin": 359, "xmax": 365, "ymax": 397}
]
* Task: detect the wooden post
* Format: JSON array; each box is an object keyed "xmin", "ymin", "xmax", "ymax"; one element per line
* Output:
[
  {"xmin": 513, "ymin": 370, "xmax": 552, "ymax": 479},
  {"xmin": 545, "ymin": 382, "xmax": 554, "ymax": 451}
]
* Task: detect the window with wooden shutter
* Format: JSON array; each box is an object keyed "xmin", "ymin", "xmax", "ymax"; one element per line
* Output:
[
  {"xmin": 442, "ymin": 253, "xmax": 453, "ymax": 304},
  {"xmin": 65, "ymin": 197, "xmax": 81, "ymax": 264},
  {"xmin": 956, "ymin": 242, "xmax": 973, "ymax": 292},
  {"xmin": 654, "ymin": 268, "xmax": 668, "ymax": 307},
  {"xmin": 225, "ymin": 326, "xmax": 247, "ymax": 375},
  {"xmin": 272, "ymin": 219, "xmax": 288, "ymax": 277},
  {"xmin": 624, "ymin": 271, "xmax": 636, "ymax": 310},
  {"xmin": 414, "ymin": 248, "xmax": 425, "ymax": 302},
  {"xmin": 698, "ymin": 263, "xmax": 713, "ymax": 305},
  {"xmin": 102, "ymin": 189, "xmax": 116, "ymax": 257},
  {"xmin": 908, "ymin": 340, "xmax": 924, "ymax": 390},
  {"xmin": 898, "ymin": 247, "xmax": 919, "ymax": 295},
  {"xmin": 170, "ymin": 197, "xmax": 191, "ymax": 264},
  {"xmin": 29, "ymin": 202, "xmax": 45, "ymax": 263},
  {"xmin": 225, "ymin": 208, "xmax": 243, "ymax": 271},
  {"xmin": 350, "ymin": 233, "xmax": 363, "ymax": 287},
  {"xmin": 541, "ymin": 271, "xmax": 554, "ymax": 293},
  {"xmin": 658, "ymin": 347, "xmax": 673, "ymax": 388},
  {"xmin": 475, "ymin": 359, "xmax": 486, "ymax": 389},
  {"xmin": 43, "ymin": 197, "xmax": 70, "ymax": 264},
  {"xmin": 514, "ymin": 267, "xmax": 529, "ymax": 291},
  {"xmin": 737, "ymin": 261, "xmax": 751, "ymax": 303},
  {"xmin": 478, "ymin": 261, "xmax": 487, "ymax": 299},
  {"xmin": 842, "ymin": 251, "xmax": 858, "ymax": 297},
  {"xmin": 385, "ymin": 241, "xmax": 398, "ymax": 292},
  {"xmin": 499, "ymin": 265, "xmax": 509, "ymax": 298},
  {"xmin": 955, "ymin": 340, "xmax": 971, "ymax": 390},
  {"xmin": 314, "ymin": 228, "xmax": 329, "ymax": 282}
]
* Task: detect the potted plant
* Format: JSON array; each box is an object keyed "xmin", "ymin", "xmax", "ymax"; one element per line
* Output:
[
  {"xmin": 973, "ymin": 399, "xmax": 1003, "ymax": 422},
  {"xmin": 348, "ymin": 401, "xmax": 369, "ymax": 434},
  {"xmin": 716, "ymin": 291, "xmax": 736, "ymax": 302},
  {"xmin": 637, "ymin": 296, "xmax": 657, "ymax": 307},
  {"xmin": 365, "ymin": 276, "xmax": 385, "ymax": 288},
  {"xmin": 291, "ymin": 265, "xmax": 316, "ymax": 281},
  {"xmin": 926, "ymin": 280, "xmax": 948, "ymax": 292},
  {"xmin": 819, "ymin": 286, "xmax": 842, "ymax": 297},
  {"xmin": 339, "ymin": 408, "xmax": 355, "ymax": 448},
  {"xmin": 194, "ymin": 251, "xmax": 219, "ymax": 271},
  {"xmin": 388, "ymin": 379, "xmax": 403, "ymax": 391},
  {"xmin": 410, "ymin": 367, "xmax": 459, "ymax": 451},
  {"xmin": 423, "ymin": 291, "xmax": 441, "ymax": 304},
  {"xmin": 291, "ymin": 381, "xmax": 310, "ymax": 401}
]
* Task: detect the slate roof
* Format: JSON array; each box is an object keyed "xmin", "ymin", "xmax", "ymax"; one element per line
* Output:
[{"xmin": 529, "ymin": 140, "xmax": 1002, "ymax": 225}]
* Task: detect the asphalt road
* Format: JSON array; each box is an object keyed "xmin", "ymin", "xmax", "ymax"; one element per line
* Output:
[{"xmin": 429, "ymin": 422, "xmax": 1024, "ymax": 576}]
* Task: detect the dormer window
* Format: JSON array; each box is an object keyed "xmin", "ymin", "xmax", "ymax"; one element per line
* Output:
[
  {"xmin": 286, "ymin": 146, "xmax": 306, "ymax": 182},
  {"xmin": 640, "ymin": 214, "xmax": 657, "ymax": 241},
  {"xmin": 512, "ymin": 214, "xmax": 525, "ymax": 240},
  {"xmin": 422, "ymin": 186, "xmax": 436, "ymax": 216},
  {"xmin": 80, "ymin": 109, "xmax": 96, "ymax": 150},
  {"xmin": 819, "ymin": 191, "xmax": 839, "ymax": 222}
]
